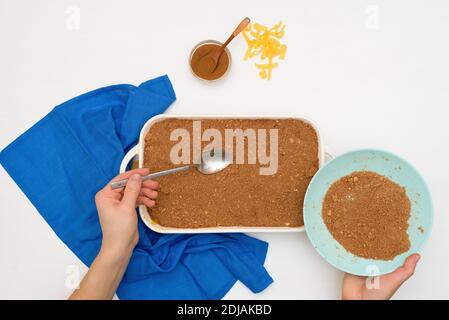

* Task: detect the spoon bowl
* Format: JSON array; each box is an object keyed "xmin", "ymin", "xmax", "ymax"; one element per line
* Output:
[{"xmin": 198, "ymin": 148, "xmax": 232, "ymax": 174}]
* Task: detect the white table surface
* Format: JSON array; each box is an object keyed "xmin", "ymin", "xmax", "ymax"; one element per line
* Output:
[{"xmin": 1, "ymin": 0, "xmax": 448, "ymax": 300}]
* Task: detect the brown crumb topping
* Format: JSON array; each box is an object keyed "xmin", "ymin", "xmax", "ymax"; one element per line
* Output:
[
  {"xmin": 143, "ymin": 118, "xmax": 319, "ymax": 228},
  {"xmin": 323, "ymin": 171, "xmax": 411, "ymax": 260}
]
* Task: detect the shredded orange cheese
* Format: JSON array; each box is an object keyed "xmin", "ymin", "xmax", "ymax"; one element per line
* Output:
[{"xmin": 242, "ymin": 21, "xmax": 287, "ymax": 80}]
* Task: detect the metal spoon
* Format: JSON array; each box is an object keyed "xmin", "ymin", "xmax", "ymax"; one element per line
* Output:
[{"xmin": 110, "ymin": 149, "xmax": 232, "ymax": 190}]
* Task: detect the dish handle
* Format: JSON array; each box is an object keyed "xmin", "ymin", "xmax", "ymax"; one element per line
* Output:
[
  {"xmin": 119, "ymin": 145, "xmax": 140, "ymax": 173},
  {"xmin": 323, "ymin": 145, "xmax": 334, "ymax": 164},
  {"xmin": 324, "ymin": 151, "xmax": 333, "ymax": 163}
]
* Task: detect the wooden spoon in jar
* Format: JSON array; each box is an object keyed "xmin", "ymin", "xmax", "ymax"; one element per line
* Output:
[{"xmin": 198, "ymin": 17, "xmax": 250, "ymax": 73}]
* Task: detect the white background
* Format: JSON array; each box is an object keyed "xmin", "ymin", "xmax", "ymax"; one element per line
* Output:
[{"xmin": 1, "ymin": 0, "xmax": 448, "ymax": 299}]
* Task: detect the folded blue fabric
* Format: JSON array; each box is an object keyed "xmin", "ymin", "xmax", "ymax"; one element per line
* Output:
[{"xmin": 0, "ymin": 75, "xmax": 273, "ymax": 299}]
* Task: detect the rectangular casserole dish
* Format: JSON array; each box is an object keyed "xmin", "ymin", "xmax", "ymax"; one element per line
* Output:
[{"xmin": 119, "ymin": 115, "xmax": 325, "ymax": 233}]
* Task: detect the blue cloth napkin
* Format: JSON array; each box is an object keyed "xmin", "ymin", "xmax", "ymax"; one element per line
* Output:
[{"xmin": 0, "ymin": 75, "xmax": 273, "ymax": 299}]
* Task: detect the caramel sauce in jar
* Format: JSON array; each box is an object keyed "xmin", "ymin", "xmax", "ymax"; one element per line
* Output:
[{"xmin": 189, "ymin": 40, "xmax": 231, "ymax": 81}]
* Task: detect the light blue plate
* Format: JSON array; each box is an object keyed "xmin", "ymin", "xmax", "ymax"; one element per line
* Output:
[{"xmin": 303, "ymin": 149, "xmax": 433, "ymax": 276}]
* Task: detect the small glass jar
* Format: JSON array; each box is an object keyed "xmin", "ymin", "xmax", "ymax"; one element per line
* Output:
[{"xmin": 189, "ymin": 40, "xmax": 232, "ymax": 82}]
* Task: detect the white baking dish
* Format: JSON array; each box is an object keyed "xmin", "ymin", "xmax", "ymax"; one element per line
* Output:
[{"xmin": 119, "ymin": 115, "xmax": 325, "ymax": 233}]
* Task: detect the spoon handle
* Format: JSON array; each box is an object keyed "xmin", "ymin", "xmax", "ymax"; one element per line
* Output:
[
  {"xmin": 111, "ymin": 165, "xmax": 192, "ymax": 190},
  {"xmin": 222, "ymin": 17, "xmax": 251, "ymax": 48}
]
